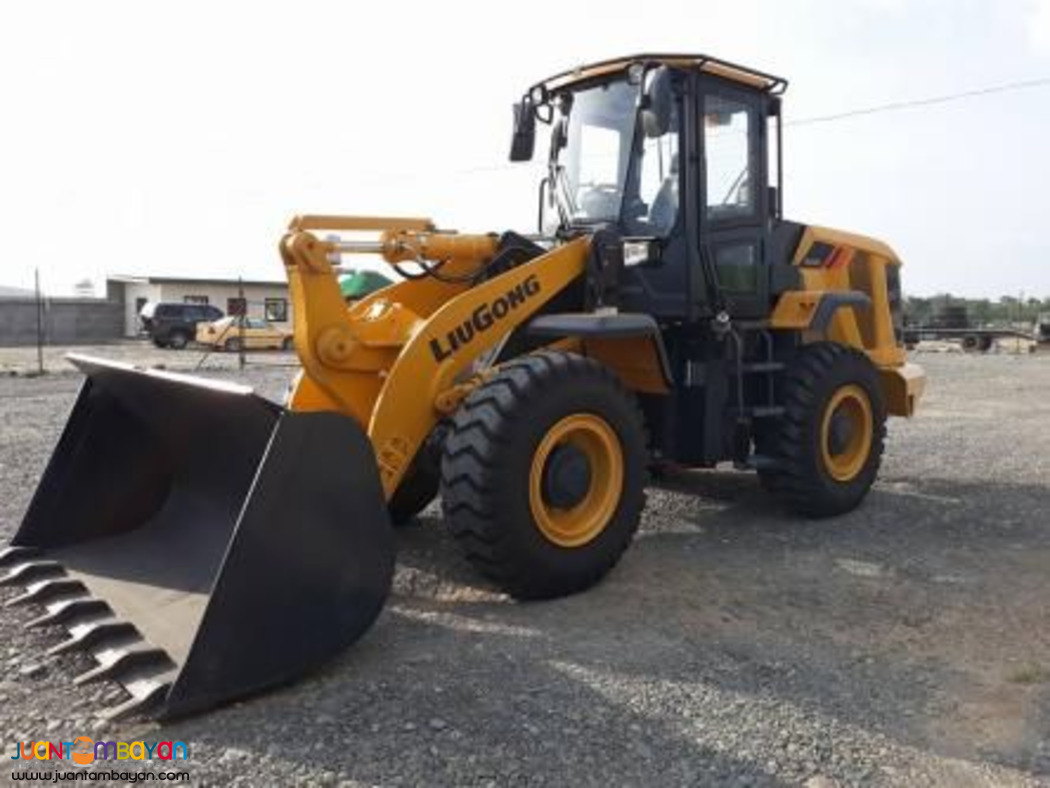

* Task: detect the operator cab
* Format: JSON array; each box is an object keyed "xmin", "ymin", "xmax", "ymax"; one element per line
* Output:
[{"xmin": 510, "ymin": 54, "xmax": 790, "ymax": 322}]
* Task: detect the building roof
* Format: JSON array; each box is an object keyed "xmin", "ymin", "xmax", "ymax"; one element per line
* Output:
[{"xmin": 108, "ymin": 274, "xmax": 287, "ymax": 288}]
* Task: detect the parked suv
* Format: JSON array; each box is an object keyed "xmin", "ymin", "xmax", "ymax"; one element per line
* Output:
[{"xmin": 139, "ymin": 302, "xmax": 224, "ymax": 349}]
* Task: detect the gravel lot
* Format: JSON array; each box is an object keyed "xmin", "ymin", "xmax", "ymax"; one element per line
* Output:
[{"xmin": 0, "ymin": 347, "xmax": 1048, "ymax": 786}]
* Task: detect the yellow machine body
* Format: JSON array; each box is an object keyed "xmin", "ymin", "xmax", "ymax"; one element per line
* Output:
[
  {"xmin": 282, "ymin": 216, "xmax": 924, "ymax": 504},
  {"xmin": 1, "ymin": 53, "xmax": 926, "ymax": 722}
]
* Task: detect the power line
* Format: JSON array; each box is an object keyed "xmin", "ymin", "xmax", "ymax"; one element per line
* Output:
[
  {"xmin": 787, "ymin": 76, "xmax": 1050, "ymax": 127},
  {"xmin": 353, "ymin": 75, "xmax": 1050, "ymax": 181},
  {"xmin": 452, "ymin": 76, "xmax": 1050, "ymax": 176}
]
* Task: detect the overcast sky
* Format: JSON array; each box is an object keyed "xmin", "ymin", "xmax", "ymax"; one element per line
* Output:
[{"xmin": 1, "ymin": 0, "xmax": 1048, "ymax": 298}]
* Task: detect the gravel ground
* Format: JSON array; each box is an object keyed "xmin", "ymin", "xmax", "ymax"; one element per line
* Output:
[{"xmin": 0, "ymin": 348, "xmax": 1048, "ymax": 786}]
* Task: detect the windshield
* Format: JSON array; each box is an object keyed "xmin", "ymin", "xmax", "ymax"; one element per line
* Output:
[
  {"xmin": 549, "ymin": 73, "xmax": 681, "ymax": 236},
  {"xmin": 552, "ymin": 79, "xmax": 639, "ymax": 225}
]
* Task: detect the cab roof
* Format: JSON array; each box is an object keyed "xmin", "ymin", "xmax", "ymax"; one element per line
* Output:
[{"xmin": 536, "ymin": 53, "xmax": 788, "ymax": 95}]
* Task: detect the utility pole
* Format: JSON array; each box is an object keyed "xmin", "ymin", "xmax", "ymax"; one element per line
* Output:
[
  {"xmin": 238, "ymin": 277, "xmax": 246, "ymax": 372},
  {"xmin": 34, "ymin": 268, "xmax": 44, "ymax": 375}
]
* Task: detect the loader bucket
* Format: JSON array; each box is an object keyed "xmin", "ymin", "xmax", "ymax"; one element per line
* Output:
[{"xmin": 0, "ymin": 355, "xmax": 395, "ymax": 719}]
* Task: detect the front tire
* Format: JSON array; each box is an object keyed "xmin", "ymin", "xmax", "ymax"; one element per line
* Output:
[
  {"xmin": 758, "ymin": 342, "xmax": 886, "ymax": 517},
  {"xmin": 168, "ymin": 331, "xmax": 189, "ymax": 350},
  {"xmin": 440, "ymin": 351, "xmax": 647, "ymax": 600}
]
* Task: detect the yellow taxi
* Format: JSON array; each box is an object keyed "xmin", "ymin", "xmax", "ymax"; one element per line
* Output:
[{"xmin": 196, "ymin": 316, "xmax": 292, "ymax": 351}]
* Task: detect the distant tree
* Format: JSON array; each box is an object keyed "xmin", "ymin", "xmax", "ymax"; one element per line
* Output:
[
  {"xmin": 904, "ymin": 295, "xmax": 932, "ymax": 325},
  {"xmin": 969, "ymin": 299, "xmax": 992, "ymax": 325},
  {"xmin": 931, "ymin": 292, "xmax": 955, "ymax": 308},
  {"xmin": 902, "ymin": 292, "xmax": 1047, "ymax": 326}
]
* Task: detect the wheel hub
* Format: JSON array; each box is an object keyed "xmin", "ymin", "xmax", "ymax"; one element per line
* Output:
[
  {"xmin": 827, "ymin": 409, "xmax": 854, "ymax": 456},
  {"xmin": 819, "ymin": 384, "xmax": 874, "ymax": 482},
  {"xmin": 541, "ymin": 444, "xmax": 592, "ymax": 509},
  {"xmin": 528, "ymin": 413, "xmax": 625, "ymax": 548}
]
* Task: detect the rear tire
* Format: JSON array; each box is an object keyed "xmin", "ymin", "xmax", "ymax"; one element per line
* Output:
[
  {"xmin": 758, "ymin": 342, "xmax": 886, "ymax": 518},
  {"xmin": 224, "ymin": 337, "xmax": 243, "ymax": 352},
  {"xmin": 281, "ymin": 337, "xmax": 293, "ymax": 351},
  {"xmin": 440, "ymin": 351, "xmax": 647, "ymax": 600}
]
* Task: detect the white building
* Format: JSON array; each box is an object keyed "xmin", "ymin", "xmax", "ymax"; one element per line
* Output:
[{"xmin": 107, "ymin": 275, "xmax": 291, "ymax": 337}]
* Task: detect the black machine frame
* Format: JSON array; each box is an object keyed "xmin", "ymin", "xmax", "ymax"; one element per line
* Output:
[{"xmin": 530, "ymin": 59, "xmax": 804, "ymax": 469}]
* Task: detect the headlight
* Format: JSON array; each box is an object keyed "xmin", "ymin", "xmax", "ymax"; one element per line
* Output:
[{"xmin": 623, "ymin": 239, "xmax": 654, "ymax": 267}]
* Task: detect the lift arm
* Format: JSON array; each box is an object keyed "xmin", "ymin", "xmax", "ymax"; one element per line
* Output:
[{"xmin": 280, "ymin": 215, "xmax": 590, "ymax": 496}]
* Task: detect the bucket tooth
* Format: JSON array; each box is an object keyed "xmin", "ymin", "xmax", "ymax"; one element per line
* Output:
[
  {"xmin": 76, "ymin": 638, "xmax": 172, "ymax": 686},
  {"xmin": 25, "ymin": 597, "xmax": 109, "ymax": 629},
  {"xmin": 0, "ymin": 546, "xmax": 36, "ymax": 568},
  {"xmin": 0, "ymin": 561, "xmax": 64, "ymax": 587},
  {"xmin": 6, "ymin": 578, "xmax": 86, "ymax": 607},
  {"xmin": 47, "ymin": 617, "xmax": 137, "ymax": 656},
  {"xmin": 100, "ymin": 666, "xmax": 178, "ymax": 721}
]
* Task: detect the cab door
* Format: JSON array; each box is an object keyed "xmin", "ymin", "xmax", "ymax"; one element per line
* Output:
[{"xmin": 697, "ymin": 77, "xmax": 771, "ymax": 319}]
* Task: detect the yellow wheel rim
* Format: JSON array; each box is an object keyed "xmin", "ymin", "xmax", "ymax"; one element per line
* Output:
[
  {"xmin": 820, "ymin": 384, "xmax": 874, "ymax": 482},
  {"xmin": 528, "ymin": 414, "xmax": 624, "ymax": 548}
]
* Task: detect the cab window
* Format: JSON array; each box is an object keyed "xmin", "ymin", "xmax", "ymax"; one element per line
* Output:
[{"xmin": 704, "ymin": 94, "xmax": 755, "ymax": 220}]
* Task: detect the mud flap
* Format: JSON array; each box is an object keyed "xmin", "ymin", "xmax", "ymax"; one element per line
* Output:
[{"xmin": 0, "ymin": 355, "xmax": 395, "ymax": 719}]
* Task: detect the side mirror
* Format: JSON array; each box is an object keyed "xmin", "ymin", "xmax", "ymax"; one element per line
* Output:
[
  {"xmin": 641, "ymin": 67, "xmax": 674, "ymax": 138},
  {"xmin": 510, "ymin": 100, "xmax": 536, "ymax": 162}
]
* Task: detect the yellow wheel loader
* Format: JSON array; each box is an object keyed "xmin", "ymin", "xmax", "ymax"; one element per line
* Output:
[{"xmin": 1, "ymin": 53, "xmax": 925, "ymax": 719}]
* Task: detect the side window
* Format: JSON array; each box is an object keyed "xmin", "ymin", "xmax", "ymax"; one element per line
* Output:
[
  {"xmin": 704, "ymin": 94, "xmax": 755, "ymax": 220},
  {"xmin": 715, "ymin": 242, "xmax": 759, "ymax": 292}
]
